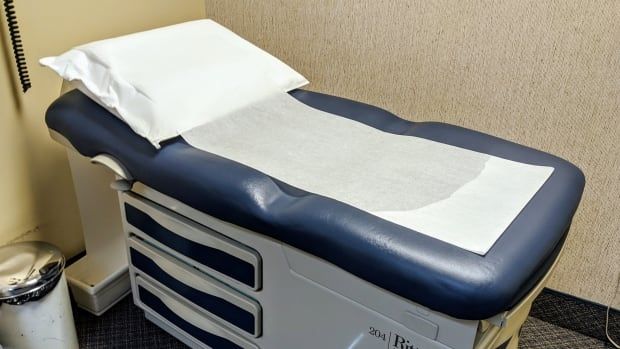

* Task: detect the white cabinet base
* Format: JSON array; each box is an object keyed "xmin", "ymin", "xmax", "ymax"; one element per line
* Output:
[
  {"xmin": 65, "ymin": 148, "xmax": 131, "ymax": 315},
  {"xmin": 66, "ymin": 255, "xmax": 130, "ymax": 315}
]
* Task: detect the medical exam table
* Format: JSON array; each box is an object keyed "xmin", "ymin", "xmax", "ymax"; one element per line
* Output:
[{"xmin": 46, "ymin": 88, "xmax": 584, "ymax": 349}]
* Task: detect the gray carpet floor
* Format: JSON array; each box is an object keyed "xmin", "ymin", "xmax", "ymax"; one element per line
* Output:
[
  {"xmin": 73, "ymin": 295, "xmax": 616, "ymax": 348},
  {"xmin": 520, "ymin": 317, "xmax": 614, "ymax": 349}
]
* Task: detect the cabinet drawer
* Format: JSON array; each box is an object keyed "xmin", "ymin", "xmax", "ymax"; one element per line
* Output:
[
  {"xmin": 122, "ymin": 192, "xmax": 261, "ymax": 291},
  {"xmin": 135, "ymin": 276, "xmax": 257, "ymax": 349},
  {"xmin": 129, "ymin": 237, "xmax": 261, "ymax": 337}
]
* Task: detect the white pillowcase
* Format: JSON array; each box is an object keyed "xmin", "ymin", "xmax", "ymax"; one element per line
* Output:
[{"xmin": 40, "ymin": 19, "xmax": 309, "ymax": 148}]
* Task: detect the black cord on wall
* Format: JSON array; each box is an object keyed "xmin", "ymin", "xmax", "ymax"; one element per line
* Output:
[{"xmin": 3, "ymin": 0, "xmax": 31, "ymax": 92}]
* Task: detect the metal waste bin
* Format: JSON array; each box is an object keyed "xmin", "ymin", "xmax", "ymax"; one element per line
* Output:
[{"xmin": 0, "ymin": 241, "xmax": 79, "ymax": 349}]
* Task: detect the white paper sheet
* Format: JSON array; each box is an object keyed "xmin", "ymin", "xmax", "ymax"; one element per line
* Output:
[{"xmin": 182, "ymin": 93, "xmax": 553, "ymax": 254}]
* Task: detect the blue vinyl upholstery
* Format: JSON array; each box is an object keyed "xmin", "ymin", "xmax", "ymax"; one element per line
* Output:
[{"xmin": 46, "ymin": 89, "xmax": 584, "ymax": 320}]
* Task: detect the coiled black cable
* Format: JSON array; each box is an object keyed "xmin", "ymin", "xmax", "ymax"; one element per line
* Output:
[{"xmin": 3, "ymin": 0, "xmax": 31, "ymax": 92}]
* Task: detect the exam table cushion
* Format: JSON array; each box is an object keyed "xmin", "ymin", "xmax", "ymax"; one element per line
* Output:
[{"xmin": 46, "ymin": 90, "xmax": 585, "ymax": 320}]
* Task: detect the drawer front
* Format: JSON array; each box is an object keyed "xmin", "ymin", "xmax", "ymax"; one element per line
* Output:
[
  {"xmin": 135, "ymin": 276, "xmax": 257, "ymax": 349},
  {"xmin": 122, "ymin": 192, "xmax": 261, "ymax": 290},
  {"xmin": 128, "ymin": 237, "xmax": 261, "ymax": 337}
]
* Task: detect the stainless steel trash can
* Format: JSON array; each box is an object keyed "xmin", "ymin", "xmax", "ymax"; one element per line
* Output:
[{"xmin": 0, "ymin": 241, "xmax": 79, "ymax": 349}]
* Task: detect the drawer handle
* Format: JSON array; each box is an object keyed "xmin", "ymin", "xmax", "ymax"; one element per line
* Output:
[
  {"xmin": 137, "ymin": 243, "xmax": 255, "ymax": 312},
  {"xmin": 159, "ymin": 290, "xmax": 230, "ymax": 340},
  {"xmin": 137, "ymin": 278, "xmax": 257, "ymax": 349},
  {"xmin": 130, "ymin": 244, "xmax": 260, "ymax": 336},
  {"xmin": 129, "ymin": 195, "xmax": 257, "ymax": 267}
]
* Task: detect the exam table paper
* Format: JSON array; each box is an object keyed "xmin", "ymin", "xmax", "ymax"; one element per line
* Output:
[{"xmin": 182, "ymin": 93, "xmax": 554, "ymax": 255}]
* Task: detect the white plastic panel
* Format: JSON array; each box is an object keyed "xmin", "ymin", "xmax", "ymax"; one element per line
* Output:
[{"xmin": 65, "ymin": 148, "xmax": 130, "ymax": 315}]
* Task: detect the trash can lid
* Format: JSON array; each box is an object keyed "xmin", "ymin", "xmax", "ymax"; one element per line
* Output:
[{"xmin": 0, "ymin": 241, "xmax": 65, "ymax": 304}]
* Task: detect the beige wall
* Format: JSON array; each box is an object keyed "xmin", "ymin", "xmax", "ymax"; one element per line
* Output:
[
  {"xmin": 0, "ymin": 0, "xmax": 205, "ymax": 257},
  {"xmin": 204, "ymin": 0, "xmax": 620, "ymax": 306}
]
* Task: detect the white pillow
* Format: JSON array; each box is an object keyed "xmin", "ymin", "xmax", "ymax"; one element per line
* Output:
[{"xmin": 40, "ymin": 19, "xmax": 309, "ymax": 148}]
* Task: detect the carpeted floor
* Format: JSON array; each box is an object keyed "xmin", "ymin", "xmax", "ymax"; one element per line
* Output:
[
  {"xmin": 529, "ymin": 289, "xmax": 619, "ymax": 343},
  {"xmin": 73, "ymin": 295, "xmax": 616, "ymax": 348},
  {"xmin": 520, "ymin": 318, "xmax": 614, "ymax": 349}
]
